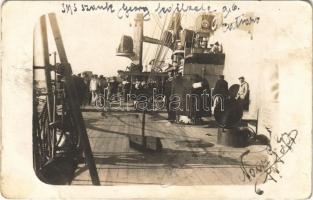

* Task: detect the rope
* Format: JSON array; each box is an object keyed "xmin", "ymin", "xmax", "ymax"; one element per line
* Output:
[
  {"xmin": 148, "ymin": 13, "xmax": 169, "ymax": 81},
  {"xmin": 143, "ymin": 19, "xmax": 159, "ymax": 65},
  {"xmin": 148, "ymin": 12, "xmax": 182, "ymax": 80}
]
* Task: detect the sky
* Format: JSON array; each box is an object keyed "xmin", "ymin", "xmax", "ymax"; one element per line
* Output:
[
  {"xmin": 32, "ymin": 1, "xmax": 234, "ymax": 77},
  {"xmin": 41, "ymin": 9, "xmax": 182, "ymax": 76}
]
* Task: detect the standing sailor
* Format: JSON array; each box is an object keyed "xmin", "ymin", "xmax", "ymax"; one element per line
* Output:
[
  {"xmin": 164, "ymin": 70, "xmax": 175, "ymax": 121},
  {"xmin": 90, "ymin": 75, "xmax": 99, "ymax": 106},
  {"xmin": 236, "ymin": 76, "xmax": 250, "ymax": 110}
]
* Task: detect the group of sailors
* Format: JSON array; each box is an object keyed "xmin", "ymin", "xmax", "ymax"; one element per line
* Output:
[
  {"xmin": 73, "ymin": 73, "xmax": 119, "ymax": 106},
  {"xmin": 72, "ymin": 70, "xmax": 250, "ymax": 124},
  {"xmin": 212, "ymin": 75, "xmax": 250, "ymax": 111},
  {"xmin": 73, "ymin": 73, "xmax": 164, "ymax": 106},
  {"xmin": 212, "ymin": 75, "xmax": 249, "ymax": 111},
  {"xmin": 132, "ymin": 79, "xmax": 163, "ymax": 95},
  {"xmin": 163, "ymin": 71, "xmax": 211, "ymax": 123},
  {"xmin": 164, "ymin": 72, "xmax": 250, "ymax": 123}
]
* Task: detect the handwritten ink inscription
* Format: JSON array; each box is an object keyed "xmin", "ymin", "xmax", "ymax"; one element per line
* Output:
[
  {"xmin": 62, "ymin": 2, "xmax": 115, "ymax": 15},
  {"xmin": 222, "ymin": 14, "xmax": 260, "ymax": 32},
  {"xmin": 60, "ymin": 2, "xmax": 261, "ymax": 32},
  {"xmin": 61, "ymin": 2, "xmax": 218, "ymax": 20},
  {"xmin": 222, "ymin": 3, "xmax": 240, "ymax": 18},
  {"xmin": 118, "ymin": 3, "xmax": 150, "ymax": 20},
  {"xmin": 61, "ymin": 3, "xmax": 78, "ymax": 15},
  {"xmin": 154, "ymin": 2, "xmax": 216, "ymax": 16},
  {"xmin": 240, "ymin": 129, "xmax": 298, "ymax": 195}
]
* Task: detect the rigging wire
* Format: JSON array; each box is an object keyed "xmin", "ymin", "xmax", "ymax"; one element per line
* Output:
[
  {"xmin": 142, "ymin": 23, "xmax": 157, "ymax": 66},
  {"xmin": 153, "ymin": 12, "xmax": 178, "ymax": 72},
  {"xmin": 147, "ymin": 12, "xmax": 182, "ymax": 81},
  {"xmin": 151, "ymin": 13, "xmax": 163, "ymax": 30},
  {"xmin": 151, "ymin": 13, "xmax": 168, "ymax": 71},
  {"xmin": 146, "ymin": 13, "xmax": 168, "ymax": 82}
]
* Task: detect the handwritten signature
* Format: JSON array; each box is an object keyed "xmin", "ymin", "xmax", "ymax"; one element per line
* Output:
[
  {"xmin": 222, "ymin": 14, "xmax": 260, "ymax": 32},
  {"xmin": 240, "ymin": 129, "xmax": 298, "ymax": 195}
]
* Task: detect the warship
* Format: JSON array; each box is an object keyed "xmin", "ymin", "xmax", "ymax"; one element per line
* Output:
[{"xmin": 33, "ymin": 12, "xmax": 265, "ymax": 186}]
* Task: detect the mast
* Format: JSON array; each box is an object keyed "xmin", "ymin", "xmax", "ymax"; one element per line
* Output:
[{"xmin": 133, "ymin": 13, "xmax": 144, "ymax": 70}]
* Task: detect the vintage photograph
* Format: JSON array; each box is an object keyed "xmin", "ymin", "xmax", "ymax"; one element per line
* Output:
[{"xmin": 1, "ymin": 1, "xmax": 312, "ymax": 199}]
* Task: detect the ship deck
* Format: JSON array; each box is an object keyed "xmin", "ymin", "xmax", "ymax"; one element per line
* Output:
[{"xmin": 71, "ymin": 107, "xmax": 267, "ymax": 186}]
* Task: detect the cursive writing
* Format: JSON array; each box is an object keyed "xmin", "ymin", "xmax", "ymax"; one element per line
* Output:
[
  {"xmin": 81, "ymin": 3, "xmax": 115, "ymax": 13},
  {"xmin": 60, "ymin": 2, "xmax": 261, "ymax": 35},
  {"xmin": 61, "ymin": 2, "xmax": 116, "ymax": 15},
  {"xmin": 222, "ymin": 14, "xmax": 260, "ymax": 32},
  {"xmin": 240, "ymin": 129, "xmax": 298, "ymax": 195},
  {"xmin": 117, "ymin": 3, "xmax": 150, "ymax": 20},
  {"xmin": 154, "ymin": 3, "xmax": 216, "ymax": 17}
]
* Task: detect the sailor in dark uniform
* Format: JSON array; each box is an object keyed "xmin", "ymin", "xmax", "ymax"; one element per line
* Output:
[
  {"xmin": 212, "ymin": 75, "xmax": 229, "ymax": 114},
  {"xmin": 164, "ymin": 71, "xmax": 175, "ymax": 121},
  {"xmin": 73, "ymin": 74, "xmax": 87, "ymax": 106},
  {"xmin": 123, "ymin": 79, "xmax": 131, "ymax": 102},
  {"xmin": 213, "ymin": 75, "xmax": 228, "ymax": 99}
]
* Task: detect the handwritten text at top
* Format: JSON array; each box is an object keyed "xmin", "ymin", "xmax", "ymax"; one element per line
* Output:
[{"xmin": 61, "ymin": 2, "xmax": 242, "ymax": 20}]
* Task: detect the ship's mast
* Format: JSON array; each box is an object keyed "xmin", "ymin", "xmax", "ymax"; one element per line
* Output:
[
  {"xmin": 133, "ymin": 13, "xmax": 144, "ymax": 69},
  {"xmin": 116, "ymin": 13, "xmax": 174, "ymax": 72}
]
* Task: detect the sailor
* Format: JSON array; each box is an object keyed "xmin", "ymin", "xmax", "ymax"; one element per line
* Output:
[
  {"xmin": 236, "ymin": 76, "xmax": 250, "ymax": 110},
  {"xmin": 140, "ymin": 81, "xmax": 149, "ymax": 97},
  {"xmin": 98, "ymin": 75, "xmax": 108, "ymax": 105},
  {"xmin": 110, "ymin": 77, "xmax": 119, "ymax": 100},
  {"xmin": 194, "ymin": 34, "xmax": 201, "ymax": 48},
  {"xmin": 98, "ymin": 75, "xmax": 107, "ymax": 94},
  {"xmin": 122, "ymin": 79, "xmax": 131, "ymax": 102},
  {"xmin": 212, "ymin": 75, "xmax": 228, "ymax": 114},
  {"xmin": 73, "ymin": 74, "xmax": 87, "ymax": 106},
  {"xmin": 82, "ymin": 73, "xmax": 91, "ymax": 105},
  {"xmin": 164, "ymin": 70, "xmax": 175, "ymax": 121},
  {"xmin": 90, "ymin": 75, "xmax": 99, "ymax": 106},
  {"xmin": 213, "ymin": 42, "xmax": 220, "ymax": 53},
  {"xmin": 213, "ymin": 75, "xmax": 228, "ymax": 99},
  {"xmin": 190, "ymin": 74, "xmax": 207, "ymax": 123}
]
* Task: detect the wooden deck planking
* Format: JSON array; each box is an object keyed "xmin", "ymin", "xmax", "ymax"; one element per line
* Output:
[
  {"xmin": 71, "ymin": 110, "xmax": 267, "ymax": 186},
  {"xmin": 105, "ymin": 115, "xmax": 124, "ymax": 185}
]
